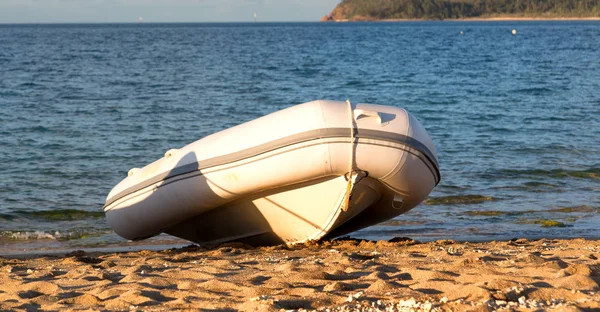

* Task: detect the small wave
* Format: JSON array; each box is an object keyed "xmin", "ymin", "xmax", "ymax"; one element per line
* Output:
[
  {"xmin": 106, "ymin": 80, "xmax": 142, "ymax": 87},
  {"xmin": 488, "ymin": 126, "xmax": 517, "ymax": 133},
  {"xmin": 463, "ymin": 209, "xmax": 538, "ymax": 217},
  {"xmin": 515, "ymin": 219, "xmax": 572, "ymax": 228},
  {"xmin": 523, "ymin": 116, "xmax": 581, "ymax": 122},
  {"xmin": 494, "ymin": 168, "xmax": 600, "ymax": 180},
  {"xmin": 464, "ymin": 210, "xmax": 505, "ymax": 217},
  {"xmin": 17, "ymin": 82, "xmax": 41, "ymax": 88},
  {"xmin": 0, "ymin": 209, "xmax": 104, "ymax": 222},
  {"xmin": 464, "ymin": 206, "xmax": 598, "ymax": 217},
  {"xmin": 0, "ymin": 229, "xmax": 111, "ymax": 241},
  {"xmin": 547, "ymin": 205, "xmax": 599, "ymax": 213},
  {"xmin": 1, "ymin": 230, "xmax": 59, "ymax": 240},
  {"xmin": 514, "ymin": 87, "xmax": 553, "ymax": 95},
  {"xmin": 0, "ymin": 91, "xmax": 20, "ymax": 97},
  {"xmin": 378, "ymin": 220, "xmax": 426, "ymax": 226},
  {"xmin": 522, "ymin": 181, "xmax": 560, "ymax": 188},
  {"xmin": 424, "ymin": 194, "xmax": 498, "ymax": 205},
  {"xmin": 437, "ymin": 184, "xmax": 470, "ymax": 191},
  {"xmin": 29, "ymin": 125, "xmax": 51, "ymax": 132},
  {"xmin": 492, "ymin": 181, "xmax": 563, "ymax": 193},
  {"xmin": 27, "ymin": 209, "xmax": 105, "ymax": 221},
  {"xmin": 344, "ymin": 80, "xmax": 367, "ymax": 87}
]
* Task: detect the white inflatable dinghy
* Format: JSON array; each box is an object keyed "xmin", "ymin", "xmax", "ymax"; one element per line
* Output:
[{"xmin": 104, "ymin": 100, "xmax": 440, "ymax": 245}]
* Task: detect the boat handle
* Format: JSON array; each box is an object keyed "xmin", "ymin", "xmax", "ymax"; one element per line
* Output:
[
  {"xmin": 392, "ymin": 197, "xmax": 404, "ymax": 210},
  {"xmin": 164, "ymin": 148, "xmax": 179, "ymax": 158},
  {"xmin": 128, "ymin": 168, "xmax": 140, "ymax": 177},
  {"xmin": 354, "ymin": 109, "xmax": 382, "ymax": 124}
]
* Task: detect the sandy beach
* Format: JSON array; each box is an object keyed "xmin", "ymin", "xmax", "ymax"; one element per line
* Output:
[{"xmin": 1, "ymin": 238, "xmax": 599, "ymax": 311}]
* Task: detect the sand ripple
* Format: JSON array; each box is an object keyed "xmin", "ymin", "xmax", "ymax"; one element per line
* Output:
[{"xmin": 1, "ymin": 238, "xmax": 599, "ymax": 311}]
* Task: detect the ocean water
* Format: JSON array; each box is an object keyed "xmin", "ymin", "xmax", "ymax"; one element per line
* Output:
[{"xmin": 1, "ymin": 21, "xmax": 599, "ymax": 252}]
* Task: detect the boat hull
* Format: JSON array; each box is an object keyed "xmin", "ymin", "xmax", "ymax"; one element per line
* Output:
[
  {"xmin": 165, "ymin": 176, "xmax": 389, "ymax": 245},
  {"xmin": 104, "ymin": 100, "xmax": 439, "ymax": 245}
]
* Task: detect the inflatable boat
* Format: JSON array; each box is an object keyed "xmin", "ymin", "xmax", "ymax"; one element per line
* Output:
[{"xmin": 104, "ymin": 100, "xmax": 440, "ymax": 245}]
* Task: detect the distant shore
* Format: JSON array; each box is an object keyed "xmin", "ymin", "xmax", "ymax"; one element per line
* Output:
[
  {"xmin": 1, "ymin": 238, "xmax": 599, "ymax": 310},
  {"xmin": 325, "ymin": 16, "xmax": 600, "ymax": 22}
]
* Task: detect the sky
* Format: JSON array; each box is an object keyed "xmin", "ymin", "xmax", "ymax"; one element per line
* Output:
[{"xmin": 0, "ymin": 0, "xmax": 341, "ymax": 23}]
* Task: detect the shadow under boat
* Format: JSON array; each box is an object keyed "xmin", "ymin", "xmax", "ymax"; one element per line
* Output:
[{"xmin": 165, "ymin": 172, "xmax": 408, "ymax": 246}]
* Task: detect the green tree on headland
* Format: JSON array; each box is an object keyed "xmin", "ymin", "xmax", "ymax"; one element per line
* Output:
[{"xmin": 324, "ymin": 0, "xmax": 600, "ymax": 21}]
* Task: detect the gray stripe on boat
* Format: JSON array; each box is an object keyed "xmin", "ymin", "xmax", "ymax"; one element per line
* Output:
[{"xmin": 105, "ymin": 128, "xmax": 440, "ymax": 208}]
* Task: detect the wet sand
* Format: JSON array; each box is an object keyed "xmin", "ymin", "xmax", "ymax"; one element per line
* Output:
[{"xmin": 1, "ymin": 238, "xmax": 599, "ymax": 311}]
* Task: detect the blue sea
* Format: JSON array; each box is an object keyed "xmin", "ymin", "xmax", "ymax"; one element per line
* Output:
[{"xmin": 1, "ymin": 21, "xmax": 599, "ymax": 253}]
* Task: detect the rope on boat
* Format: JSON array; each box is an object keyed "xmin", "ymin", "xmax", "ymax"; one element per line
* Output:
[{"xmin": 342, "ymin": 99, "xmax": 355, "ymax": 212}]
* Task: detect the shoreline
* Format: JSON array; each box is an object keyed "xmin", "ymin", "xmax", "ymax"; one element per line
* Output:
[
  {"xmin": 5, "ymin": 233, "xmax": 600, "ymax": 258},
  {"xmin": 1, "ymin": 238, "xmax": 599, "ymax": 310}
]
